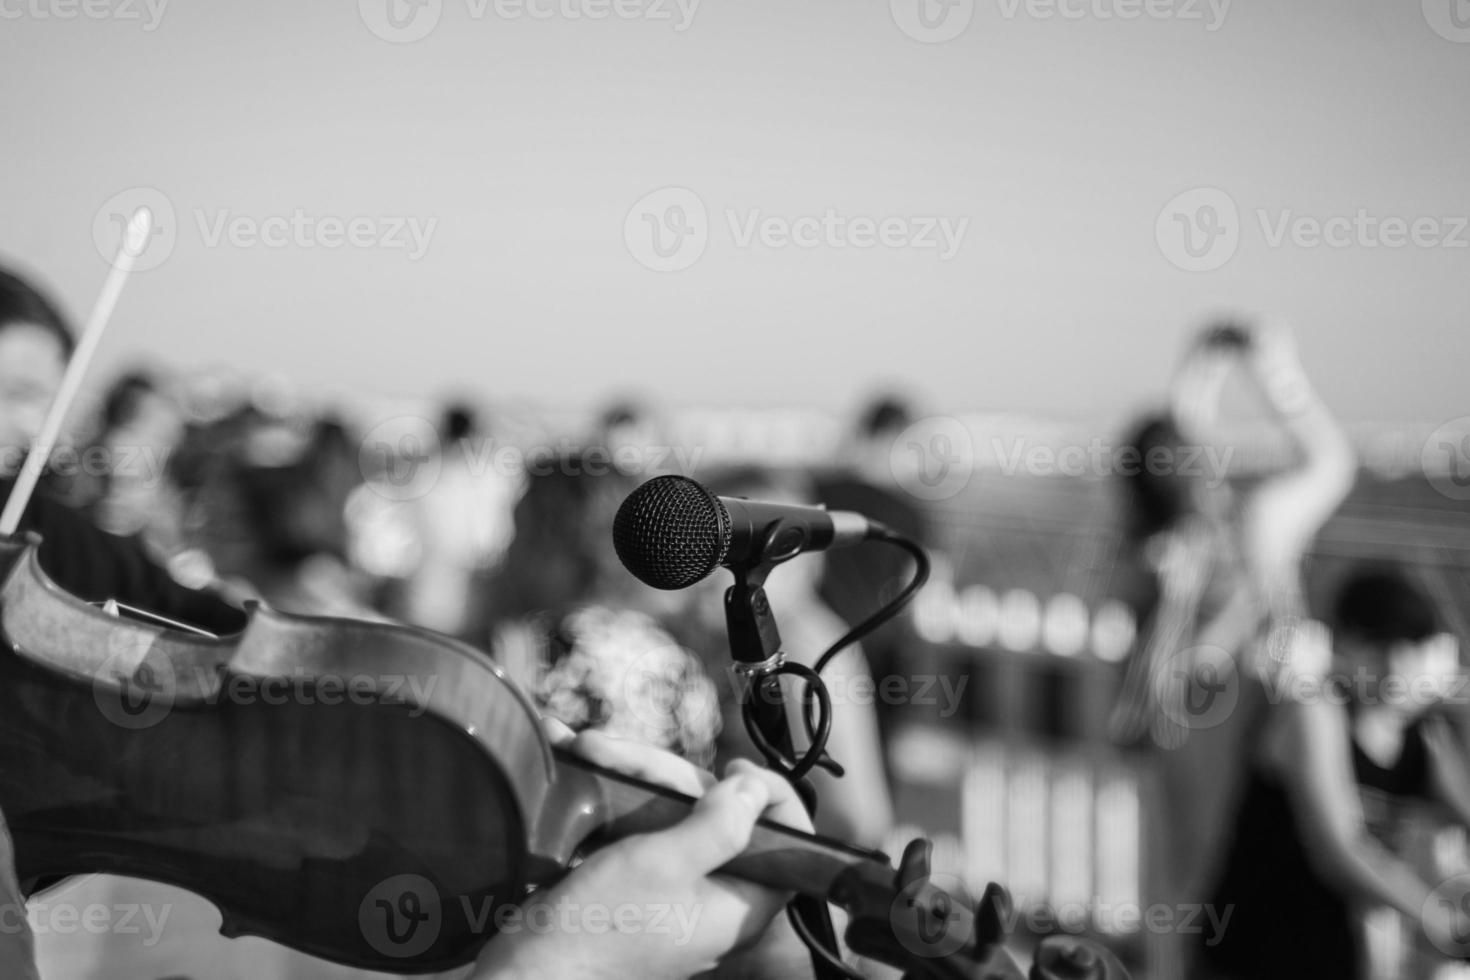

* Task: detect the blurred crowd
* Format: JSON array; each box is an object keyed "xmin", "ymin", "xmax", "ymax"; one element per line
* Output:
[
  {"xmin": 43, "ymin": 366, "xmax": 931, "ymax": 849},
  {"xmin": 8, "ymin": 256, "xmax": 1470, "ymax": 980}
]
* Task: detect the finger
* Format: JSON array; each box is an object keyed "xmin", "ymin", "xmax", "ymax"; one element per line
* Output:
[
  {"xmin": 540, "ymin": 715, "xmax": 576, "ymax": 747},
  {"xmin": 646, "ymin": 771, "xmax": 770, "ymax": 875},
  {"xmin": 565, "ymin": 729, "xmax": 714, "ymax": 798},
  {"xmin": 722, "ymin": 758, "xmax": 813, "ymax": 834}
]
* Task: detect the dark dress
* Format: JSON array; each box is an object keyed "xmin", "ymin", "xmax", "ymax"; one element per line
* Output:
[{"xmin": 1198, "ymin": 715, "xmax": 1432, "ymax": 980}]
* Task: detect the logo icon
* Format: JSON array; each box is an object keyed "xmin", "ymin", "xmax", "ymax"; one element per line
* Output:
[
  {"xmin": 93, "ymin": 631, "xmax": 176, "ymax": 731},
  {"xmin": 624, "ymin": 187, "xmax": 708, "ymax": 272},
  {"xmin": 1422, "ymin": 417, "xmax": 1470, "ymax": 501},
  {"xmin": 1423, "ymin": 0, "xmax": 1470, "ymax": 42},
  {"xmin": 93, "ymin": 187, "xmax": 177, "ymax": 272},
  {"xmin": 890, "ymin": 0, "xmax": 974, "ymax": 43},
  {"xmin": 359, "ymin": 0, "xmax": 443, "ymax": 43},
  {"xmin": 359, "ymin": 416, "xmax": 443, "ymax": 501},
  {"xmin": 889, "ymin": 871, "xmax": 974, "ymax": 958},
  {"xmin": 1424, "ymin": 873, "xmax": 1470, "ymax": 957},
  {"xmin": 889, "ymin": 416, "xmax": 975, "ymax": 501},
  {"xmin": 1155, "ymin": 187, "xmax": 1239, "ymax": 272},
  {"xmin": 1156, "ymin": 644, "xmax": 1238, "ymax": 735},
  {"xmin": 619, "ymin": 644, "xmax": 719, "ymax": 741},
  {"xmin": 360, "ymin": 874, "xmax": 443, "ymax": 958}
]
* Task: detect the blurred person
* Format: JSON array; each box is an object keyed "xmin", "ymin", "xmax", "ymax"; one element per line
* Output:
[
  {"xmin": 597, "ymin": 396, "xmax": 667, "ymax": 476},
  {"xmin": 0, "ymin": 264, "xmax": 246, "ymax": 975},
  {"xmin": 1106, "ymin": 321, "xmax": 1356, "ymax": 972},
  {"xmin": 399, "ymin": 402, "xmax": 522, "ymax": 637},
  {"xmin": 234, "ymin": 413, "xmax": 378, "ymax": 617},
  {"xmin": 0, "ymin": 270, "xmax": 807, "ymax": 978},
  {"xmin": 490, "ymin": 452, "xmax": 722, "ymax": 766},
  {"xmin": 0, "ymin": 265, "xmax": 245, "ymax": 634},
  {"xmin": 89, "ymin": 369, "xmax": 191, "ymax": 563},
  {"xmin": 1197, "ymin": 566, "xmax": 1470, "ymax": 980},
  {"xmin": 1110, "ymin": 322, "xmax": 1356, "ymax": 746},
  {"xmin": 148, "ymin": 398, "xmax": 379, "ymax": 618},
  {"xmin": 815, "ymin": 394, "xmax": 929, "ymax": 744}
]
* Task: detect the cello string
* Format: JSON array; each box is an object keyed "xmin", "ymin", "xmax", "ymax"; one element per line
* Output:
[{"xmin": 92, "ymin": 599, "xmax": 221, "ymax": 638}]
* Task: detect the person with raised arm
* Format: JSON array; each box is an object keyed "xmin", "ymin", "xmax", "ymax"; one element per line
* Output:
[
  {"xmin": 1111, "ymin": 321, "xmax": 1357, "ymax": 749},
  {"xmin": 1107, "ymin": 321, "xmax": 1357, "ymax": 974}
]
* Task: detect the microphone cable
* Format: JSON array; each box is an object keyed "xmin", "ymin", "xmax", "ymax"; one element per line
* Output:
[
  {"xmin": 741, "ymin": 524, "xmax": 931, "ymax": 783},
  {"xmin": 739, "ymin": 525, "xmax": 931, "ymax": 978}
]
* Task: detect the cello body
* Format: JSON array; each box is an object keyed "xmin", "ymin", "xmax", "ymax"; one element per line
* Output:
[{"xmin": 0, "ymin": 532, "xmax": 545, "ymax": 972}]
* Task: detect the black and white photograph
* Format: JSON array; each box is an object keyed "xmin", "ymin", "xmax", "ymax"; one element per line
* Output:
[{"xmin": 2, "ymin": 2, "xmax": 1469, "ymax": 978}]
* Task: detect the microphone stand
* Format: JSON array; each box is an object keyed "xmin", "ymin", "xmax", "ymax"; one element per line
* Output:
[
  {"xmin": 723, "ymin": 561, "xmax": 848, "ymax": 980},
  {"xmin": 722, "ymin": 561, "xmax": 1133, "ymax": 980}
]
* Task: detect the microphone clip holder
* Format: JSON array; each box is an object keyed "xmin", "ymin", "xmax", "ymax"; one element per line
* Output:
[
  {"xmin": 723, "ymin": 562, "xmax": 782, "ymax": 667},
  {"xmin": 723, "ymin": 561, "xmax": 813, "ymax": 791}
]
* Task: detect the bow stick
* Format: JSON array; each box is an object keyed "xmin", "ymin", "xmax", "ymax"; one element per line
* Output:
[{"xmin": 0, "ymin": 207, "xmax": 153, "ymax": 537}]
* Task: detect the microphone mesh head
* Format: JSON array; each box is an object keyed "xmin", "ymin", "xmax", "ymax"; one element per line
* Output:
[{"xmin": 613, "ymin": 475, "xmax": 731, "ymax": 590}]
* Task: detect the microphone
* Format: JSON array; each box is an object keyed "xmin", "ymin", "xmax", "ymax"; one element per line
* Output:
[{"xmin": 612, "ymin": 475, "xmax": 876, "ymax": 590}]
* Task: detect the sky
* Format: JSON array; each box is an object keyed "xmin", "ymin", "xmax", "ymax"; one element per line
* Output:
[{"xmin": 2, "ymin": 0, "xmax": 1468, "ymax": 426}]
